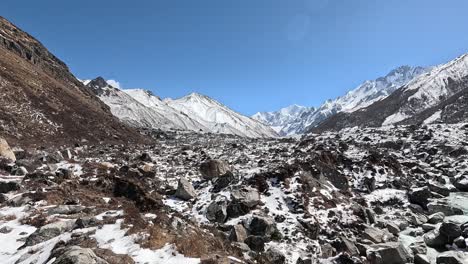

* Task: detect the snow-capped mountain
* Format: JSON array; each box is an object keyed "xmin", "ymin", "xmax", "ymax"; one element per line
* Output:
[
  {"xmin": 166, "ymin": 93, "xmax": 278, "ymax": 138},
  {"xmin": 252, "ymin": 105, "xmax": 314, "ymax": 136},
  {"xmin": 85, "ymin": 78, "xmax": 277, "ymax": 138},
  {"xmin": 255, "ymin": 65, "xmax": 428, "ymax": 136},
  {"xmin": 313, "ymin": 53, "xmax": 468, "ymax": 132}
]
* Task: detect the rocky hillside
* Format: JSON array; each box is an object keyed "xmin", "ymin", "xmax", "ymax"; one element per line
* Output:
[
  {"xmin": 313, "ymin": 54, "xmax": 468, "ymax": 132},
  {"xmin": 0, "ymin": 17, "xmax": 144, "ymax": 147}
]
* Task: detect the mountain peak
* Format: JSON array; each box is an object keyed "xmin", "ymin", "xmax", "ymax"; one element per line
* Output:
[{"xmin": 88, "ymin": 77, "xmax": 110, "ymax": 89}]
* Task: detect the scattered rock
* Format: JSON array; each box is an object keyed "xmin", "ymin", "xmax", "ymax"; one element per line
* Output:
[
  {"xmin": 0, "ymin": 137, "xmax": 16, "ymax": 161},
  {"xmin": 200, "ymin": 160, "xmax": 231, "ymax": 180},
  {"xmin": 174, "ymin": 177, "xmax": 196, "ymax": 201},
  {"xmin": 366, "ymin": 242, "xmax": 412, "ymax": 264},
  {"xmin": 51, "ymin": 246, "xmax": 109, "ymax": 264}
]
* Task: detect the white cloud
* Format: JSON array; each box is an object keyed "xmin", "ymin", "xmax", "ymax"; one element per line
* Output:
[{"xmin": 107, "ymin": 79, "xmax": 121, "ymax": 89}]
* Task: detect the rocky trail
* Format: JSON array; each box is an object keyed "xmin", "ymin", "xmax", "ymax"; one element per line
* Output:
[{"xmin": 0, "ymin": 123, "xmax": 467, "ymax": 264}]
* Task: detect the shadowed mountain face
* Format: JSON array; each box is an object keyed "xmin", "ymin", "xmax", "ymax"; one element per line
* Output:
[{"xmin": 0, "ymin": 17, "xmax": 145, "ymax": 147}]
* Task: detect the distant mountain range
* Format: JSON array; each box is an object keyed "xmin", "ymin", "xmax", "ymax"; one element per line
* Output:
[
  {"xmin": 84, "ymin": 78, "xmax": 278, "ymax": 138},
  {"xmin": 253, "ymin": 65, "xmax": 429, "ymax": 136}
]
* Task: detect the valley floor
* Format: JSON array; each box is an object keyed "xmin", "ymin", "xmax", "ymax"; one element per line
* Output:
[{"xmin": 1, "ymin": 124, "xmax": 468, "ymax": 264}]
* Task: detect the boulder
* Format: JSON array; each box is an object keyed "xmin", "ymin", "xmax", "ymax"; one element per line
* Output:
[
  {"xmin": 51, "ymin": 246, "xmax": 108, "ymax": 264},
  {"xmin": 414, "ymin": 254, "xmax": 431, "ymax": 264},
  {"xmin": 453, "ymin": 237, "xmax": 466, "ymax": 248},
  {"xmin": 408, "ymin": 187, "xmax": 432, "ymax": 209},
  {"xmin": 174, "ymin": 178, "xmax": 196, "ymax": 201},
  {"xmin": 366, "ymin": 242, "xmax": 412, "ymax": 264},
  {"xmin": 0, "ymin": 138, "xmax": 16, "ymax": 161},
  {"xmin": 23, "ymin": 220, "xmax": 75, "ymax": 247},
  {"xmin": 341, "ymin": 237, "xmax": 360, "ymax": 256},
  {"xmin": 436, "ymin": 251, "xmax": 468, "ymax": 264},
  {"xmin": 205, "ymin": 198, "xmax": 228, "ymax": 223},
  {"xmin": 424, "ymin": 229, "xmax": 448, "ymax": 248},
  {"xmin": 231, "ymin": 186, "xmax": 260, "ymax": 208},
  {"xmin": 245, "ymin": 235, "xmax": 265, "ymax": 252},
  {"xmin": 212, "ymin": 171, "xmax": 235, "ymax": 192},
  {"xmin": 386, "ymin": 223, "xmax": 400, "ymax": 236},
  {"xmin": 46, "ymin": 205, "xmax": 86, "ymax": 215},
  {"xmin": 245, "ymin": 216, "xmax": 278, "ymax": 238},
  {"xmin": 0, "ymin": 181, "xmax": 20, "ymax": 194},
  {"xmin": 200, "ymin": 159, "xmax": 231, "ymax": 180},
  {"xmin": 261, "ymin": 248, "xmax": 286, "ymax": 264},
  {"xmin": 363, "ymin": 226, "xmax": 393, "ymax": 244},
  {"xmin": 454, "ymin": 175, "xmax": 468, "ymax": 191},
  {"xmin": 428, "ymin": 212, "xmax": 445, "ymax": 224},
  {"xmin": 229, "ymin": 224, "xmax": 248, "ymax": 242},
  {"xmin": 439, "ymin": 221, "xmax": 462, "ymax": 242},
  {"xmin": 427, "ymin": 201, "xmax": 463, "ymax": 216}
]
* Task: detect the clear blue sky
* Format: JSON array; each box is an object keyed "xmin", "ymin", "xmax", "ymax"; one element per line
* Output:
[{"xmin": 4, "ymin": 0, "xmax": 468, "ymax": 115}]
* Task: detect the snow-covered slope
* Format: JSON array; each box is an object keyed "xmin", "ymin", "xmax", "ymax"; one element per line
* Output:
[
  {"xmin": 85, "ymin": 78, "xmax": 276, "ymax": 138},
  {"xmin": 255, "ymin": 66, "xmax": 427, "ymax": 136},
  {"xmin": 383, "ymin": 54, "xmax": 468, "ymax": 125},
  {"xmin": 85, "ymin": 77, "xmax": 189, "ymax": 131},
  {"xmin": 313, "ymin": 53, "xmax": 468, "ymax": 132},
  {"xmin": 166, "ymin": 93, "xmax": 278, "ymax": 138}
]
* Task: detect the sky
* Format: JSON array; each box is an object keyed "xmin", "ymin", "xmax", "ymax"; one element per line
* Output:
[{"xmin": 3, "ymin": 0, "xmax": 468, "ymax": 115}]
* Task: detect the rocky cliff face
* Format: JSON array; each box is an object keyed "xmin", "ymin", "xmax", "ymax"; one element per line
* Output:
[{"xmin": 0, "ymin": 17, "xmax": 144, "ymax": 146}]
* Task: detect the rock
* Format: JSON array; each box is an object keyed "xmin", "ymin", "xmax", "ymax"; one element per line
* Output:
[
  {"xmin": 138, "ymin": 152, "xmax": 152, "ymax": 162},
  {"xmin": 211, "ymin": 171, "xmax": 235, "ymax": 192},
  {"xmin": 174, "ymin": 178, "xmax": 196, "ymax": 201},
  {"xmin": 228, "ymin": 224, "xmax": 248, "ymax": 242},
  {"xmin": 366, "ymin": 242, "xmax": 412, "ymax": 264},
  {"xmin": 0, "ymin": 181, "xmax": 20, "ymax": 194},
  {"xmin": 113, "ymin": 178, "xmax": 162, "ymax": 211},
  {"xmin": 454, "ymin": 175, "xmax": 468, "ymax": 191},
  {"xmin": 200, "ymin": 160, "xmax": 231, "ymax": 180},
  {"xmin": 245, "ymin": 216, "xmax": 278, "ymax": 238},
  {"xmin": 414, "ymin": 254, "xmax": 431, "ymax": 264},
  {"xmin": 427, "ymin": 201, "xmax": 463, "ymax": 216},
  {"xmin": 439, "ymin": 221, "xmax": 462, "ymax": 242},
  {"xmin": 230, "ymin": 186, "xmax": 260, "ymax": 208},
  {"xmin": 409, "ymin": 241, "xmax": 427, "ymax": 255},
  {"xmin": 386, "ymin": 223, "xmax": 400, "ymax": 235},
  {"xmin": 261, "ymin": 248, "xmax": 286, "ymax": 264},
  {"xmin": 341, "ymin": 237, "xmax": 360, "ymax": 256},
  {"xmin": 422, "ymin": 224, "xmax": 436, "ymax": 232},
  {"xmin": 244, "ymin": 235, "xmax": 265, "ymax": 252},
  {"xmin": 0, "ymin": 226, "xmax": 12, "ymax": 233},
  {"xmin": 46, "ymin": 205, "xmax": 86, "ymax": 215},
  {"xmin": 0, "ymin": 138, "xmax": 16, "ymax": 161},
  {"xmin": 428, "ymin": 182, "xmax": 452, "ymax": 196},
  {"xmin": 298, "ymin": 218, "xmax": 320, "ymax": 240},
  {"xmin": 436, "ymin": 251, "xmax": 468, "ymax": 264},
  {"xmin": 410, "ymin": 213, "xmax": 428, "ymax": 226},
  {"xmin": 408, "ymin": 187, "xmax": 432, "ymax": 209},
  {"xmin": 453, "ymin": 236, "xmax": 466, "ymax": 248},
  {"xmin": 424, "ymin": 229, "xmax": 448, "ymax": 248},
  {"xmin": 321, "ymin": 243, "xmax": 337, "ymax": 258},
  {"xmin": 51, "ymin": 246, "xmax": 108, "ymax": 264},
  {"xmin": 428, "ymin": 212, "xmax": 445, "ymax": 224},
  {"xmin": 23, "ymin": 220, "xmax": 75, "ymax": 247},
  {"xmin": 296, "ymin": 258, "xmax": 314, "ymax": 264},
  {"xmin": 205, "ymin": 198, "xmax": 228, "ymax": 223},
  {"xmin": 363, "ymin": 226, "xmax": 393, "ymax": 244}
]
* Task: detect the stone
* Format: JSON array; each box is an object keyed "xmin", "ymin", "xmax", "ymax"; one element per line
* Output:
[
  {"xmin": 51, "ymin": 246, "xmax": 108, "ymax": 264},
  {"xmin": 454, "ymin": 175, "xmax": 468, "ymax": 191},
  {"xmin": 414, "ymin": 254, "xmax": 431, "ymax": 264},
  {"xmin": 174, "ymin": 178, "xmax": 196, "ymax": 201},
  {"xmin": 424, "ymin": 229, "xmax": 448, "ymax": 248},
  {"xmin": 341, "ymin": 237, "xmax": 360, "ymax": 256},
  {"xmin": 428, "ymin": 212, "xmax": 445, "ymax": 224},
  {"xmin": 211, "ymin": 171, "xmax": 235, "ymax": 192},
  {"xmin": 439, "ymin": 221, "xmax": 462, "ymax": 242},
  {"xmin": 0, "ymin": 137, "xmax": 16, "ymax": 161},
  {"xmin": 46, "ymin": 205, "xmax": 86, "ymax": 215},
  {"xmin": 408, "ymin": 187, "xmax": 432, "ymax": 209},
  {"xmin": 244, "ymin": 235, "xmax": 265, "ymax": 252},
  {"xmin": 428, "ymin": 182, "xmax": 451, "ymax": 196},
  {"xmin": 230, "ymin": 186, "xmax": 260, "ymax": 208},
  {"xmin": 0, "ymin": 181, "xmax": 20, "ymax": 194},
  {"xmin": 386, "ymin": 223, "xmax": 400, "ymax": 235},
  {"xmin": 23, "ymin": 220, "xmax": 75, "ymax": 247},
  {"xmin": 366, "ymin": 242, "xmax": 412, "ymax": 264},
  {"xmin": 363, "ymin": 226, "xmax": 393, "ymax": 244},
  {"xmin": 409, "ymin": 241, "xmax": 427, "ymax": 255},
  {"xmin": 200, "ymin": 159, "xmax": 231, "ymax": 180},
  {"xmin": 436, "ymin": 251, "xmax": 468, "ymax": 264},
  {"xmin": 422, "ymin": 224, "xmax": 436, "ymax": 232},
  {"xmin": 245, "ymin": 216, "xmax": 278, "ymax": 238},
  {"xmin": 228, "ymin": 224, "xmax": 248, "ymax": 242},
  {"xmin": 410, "ymin": 213, "xmax": 428, "ymax": 226},
  {"xmin": 261, "ymin": 248, "xmax": 286, "ymax": 264},
  {"xmin": 453, "ymin": 236, "xmax": 466, "ymax": 248},
  {"xmin": 205, "ymin": 198, "xmax": 228, "ymax": 223},
  {"xmin": 427, "ymin": 202, "xmax": 463, "ymax": 216}
]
